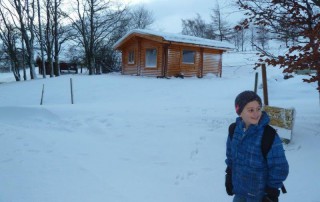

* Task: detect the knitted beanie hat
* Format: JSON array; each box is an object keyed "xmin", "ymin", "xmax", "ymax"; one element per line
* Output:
[{"xmin": 235, "ymin": 90, "xmax": 262, "ymax": 115}]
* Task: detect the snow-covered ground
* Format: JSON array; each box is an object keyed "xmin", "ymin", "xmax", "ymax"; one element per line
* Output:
[{"xmin": 0, "ymin": 51, "xmax": 319, "ymax": 202}]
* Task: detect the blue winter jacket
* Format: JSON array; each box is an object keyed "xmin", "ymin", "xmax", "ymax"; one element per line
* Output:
[{"xmin": 225, "ymin": 111, "xmax": 289, "ymax": 201}]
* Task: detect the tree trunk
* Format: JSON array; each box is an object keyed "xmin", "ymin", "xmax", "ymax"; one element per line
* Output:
[
  {"xmin": 318, "ymin": 69, "xmax": 320, "ymax": 92},
  {"xmin": 15, "ymin": 0, "xmax": 37, "ymax": 80},
  {"xmin": 28, "ymin": 58, "xmax": 36, "ymax": 79},
  {"xmin": 53, "ymin": 0, "xmax": 60, "ymax": 76},
  {"xmin": 22, "ymin": 38, "xmax": 27, "ymax": 80},
  {"xmin": 11, "ymin": 61, "xmax": 21, "ymax": 81},
  {"xmin": 37, "ymin": 0, "xmax": 46, "ymax": 78},
  {"xmin": 47, "ymin": 54, "xmax": 54, "ymax": 78}
]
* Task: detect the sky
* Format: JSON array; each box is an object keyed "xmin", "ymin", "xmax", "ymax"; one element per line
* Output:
[
  {"xmin": 0, "ymin": 49, "xmax": 319, "ymax": 202},
  {"xmin": 123, "ymin": 0, "xmax": 245, "ymax": 33}
]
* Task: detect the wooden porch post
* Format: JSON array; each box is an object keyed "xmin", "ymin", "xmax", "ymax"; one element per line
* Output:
[
  {"xmin": 199, "ymin": 48, "xmax": 204, "ymax": 78},
  {"xmin": 219, "ymin": 51, "xmax": 223, "ymax": 77},
  {"xmin": 121, "ymin": 49, "xmax": 125, "ymax": 75},
  {"xmin": 162, "ymin": 44, "xmax": 169, "ymax": 77},
  {"xmin": 137, "ymin": 38, "xmax": 142, "ymax": 76}
]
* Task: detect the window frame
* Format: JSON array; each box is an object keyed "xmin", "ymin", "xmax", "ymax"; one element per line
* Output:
[
  {"xmin": 128, "ymin": 49, "xmax": 135, "ymax": 64},
  {"xmin": 182, "ymin": 49, "xmax": 195, "ymax": 64},
  {"xmin": 145, "ymin": 48, "xmax": 157, "ymax": 68}
]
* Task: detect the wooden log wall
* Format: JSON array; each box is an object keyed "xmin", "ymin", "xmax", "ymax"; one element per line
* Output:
[
  {"xmin": 121, "ymin": 37, "xmax": 163, "ymax": 77},
  {"xmin": 120, "ymin": 36, "xmax": 223, "ymax": 78},
  {"xmin": 121, "ymin": 39, "xmax": 138, "ymax": 75},
  {"xmin": 202, "ymin": 50, "xmax": 222, "ymax": 76},
  {"xmin": 179, "ymin": 46, "xmax": 200, "ymax": 77},
  {"xmin": 167, "ymin": 46, "xmax": 181, "ymax": 77},
  {"xmin": 139, "ymin": 39, "xmax": 163, "ymax": 77}
]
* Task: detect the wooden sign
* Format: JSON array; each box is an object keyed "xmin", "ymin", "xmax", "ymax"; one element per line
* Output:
[{"xmin": 263, "ymin": 105, "xmax": 296, "ymax": 143}]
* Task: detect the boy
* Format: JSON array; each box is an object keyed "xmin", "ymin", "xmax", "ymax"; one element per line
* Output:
[{"xmin": 225, "ymin": 91, "xmax": 289, "ymax": 202}]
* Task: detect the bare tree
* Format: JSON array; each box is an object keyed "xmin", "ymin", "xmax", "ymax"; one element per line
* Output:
[
  {"xmin": 37, "ymin": 0, "xmax": 46, "ymax": 77},
  {"xmin": 255, "ymin": 24, "xmax": 269, "ymax": 50},
  {"xmin": 53, "ymin": 0, "xmax": 59, "ymax": 76},
  {"xmin": 211, "ymin": 3, "xmax": 233, "ymax": 42},
  {"xmin": 1, "ymin": 0, "xmax": 36, "ymax": 80},
  {"xmin": 44, "ymin": 0, "xmax": 54, "ymax": 77},
  {"xmin": 249, "ymin": 23, "xmax": 256, "ymax": 51},
  {"xmin": 181, "ymin": 13, "xmax": 216, "ymax": 39},
  {"xmin": 34, "ymin": 0, "xmax": 72, "ymax": 77},
  {"xmin": 11, "ymin": 0, "xmax": 37, "ymax": 79},
  {"xmin": 69, "ymin": 0, "xmax": 127, "ymax": 75},
  {"xmin": 237, "ymin": 0, "xmax": 320, "ymax": 92},
  {"xmin": 234, "ymin": 22, "xmax": 248, "ymax": 51},
  {"xmin": 21, "ymin": 35, "xmax": 27, "ymax": 80},
  {"xmin": 0, "ymin": 13, "xmax": 21, "ymax": 80},
  {"xmin": 129, "ymin": 5, "xmax": 154, "ymax": 29}
]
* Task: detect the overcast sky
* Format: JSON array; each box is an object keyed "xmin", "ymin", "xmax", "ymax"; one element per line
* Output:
[{"xmin": 123, "ymin": 0, "xmax": 245, "ymax": 33}]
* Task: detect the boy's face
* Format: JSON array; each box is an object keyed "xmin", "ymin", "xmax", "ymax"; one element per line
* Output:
[{"xmin": 240, "ymin": 100, "xmax": 262, "ymax": 128}]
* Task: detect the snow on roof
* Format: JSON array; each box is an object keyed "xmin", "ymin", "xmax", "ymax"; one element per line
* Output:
[{"xmin": 113, "ymin": 29, "xmax": 234, "ymax": 51}]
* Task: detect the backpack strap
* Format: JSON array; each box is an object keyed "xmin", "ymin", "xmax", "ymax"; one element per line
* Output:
[
  {"xmin": 228, "ymin": 122, "xmax": 236, "ymax": 140},
  {"xmin": 261, "ymin": 125, "xmax": 287, "ymax": 194},
  {"xmin": 229, "ymin": 123, "xmax": 236, "ymax": 140},
  {"xmin": 261, "ymin": 125, "xmax": 276, "ymax": 160}
]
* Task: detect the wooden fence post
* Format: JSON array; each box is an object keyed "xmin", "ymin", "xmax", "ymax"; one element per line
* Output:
[
  {"xmin": 40, "ymin": 84, "xmax": 44, "ymax": 105},
  {"xmin": 261, "ymin": 64, "xmax": 269, "ymax": 105},
  {"xmin": 254, "ymin": 72, "xmax": 258, "ymax": 93},
  {"xmin": 70, "ymin": 78, "xmax": 74, "ymax": 104}
]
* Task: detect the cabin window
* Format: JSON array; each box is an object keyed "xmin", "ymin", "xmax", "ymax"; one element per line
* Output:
[
  {"xmin": 145, "ymin": 48, "xmax": 157, "ymax": 68},
  {"xmin": 128, "ymin": 50, "xmax": 135, "ymax": 64},
  {"xmin": 182, "ymin": 50, "xmax": 195, "ymax": 64}
]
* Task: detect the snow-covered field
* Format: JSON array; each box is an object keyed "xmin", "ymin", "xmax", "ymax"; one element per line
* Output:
[{"xmin": 0, "ymin": 51, "xmax": 319, "ymax": 202}]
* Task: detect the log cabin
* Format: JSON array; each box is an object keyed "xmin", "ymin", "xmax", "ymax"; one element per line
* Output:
[{"xmin": 113, "ymin": 29, "xmax": 233, "ymax": 78}]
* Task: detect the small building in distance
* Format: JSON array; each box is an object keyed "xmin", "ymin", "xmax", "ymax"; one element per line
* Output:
[{"xmin": 113, "ymin": 29, "xmax": 233, "ymax": 78}]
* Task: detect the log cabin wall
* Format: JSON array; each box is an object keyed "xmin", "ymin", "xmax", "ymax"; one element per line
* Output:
[
  {"xmin": 139, "ymin": 39, "xmax": 163, "ymax": 77},
  {"xmin": 180, "ymin": 47, "xmax": 201, "ymax": 77},
  {"xmin": 166, "ymin": 45, "xmax": 222, "ymax": 77},
  {"xmin": 202, "ymin": 49, "xmax": 223, "ymax": 77},
  {"xmin": 167, "ymin": 45, "xmax": 181, "ymax": 77},
  {"xmin": 118, "ymin": 34, "xmax": 224, "ymax": 78},
  {"xmin": 121, "ymin": 38, "xmax": 139, "ymax": 75},
  {"xmin": 167, "ymin": 45, "xmax": 201, "ymax": 77},
  {"xmin": 121, "ymin": 37, "xmax": 163, "ymax": 77}
]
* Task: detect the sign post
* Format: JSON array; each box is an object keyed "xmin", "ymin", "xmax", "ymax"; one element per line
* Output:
[{"xmin": 261, "ymin": 64, "xmax": 269, "ymax": 105}]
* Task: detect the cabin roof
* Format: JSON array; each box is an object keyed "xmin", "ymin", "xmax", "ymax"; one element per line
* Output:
[{"xmin": 113, "ymin": 29, "xmax": 234, "ymax": 51}]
